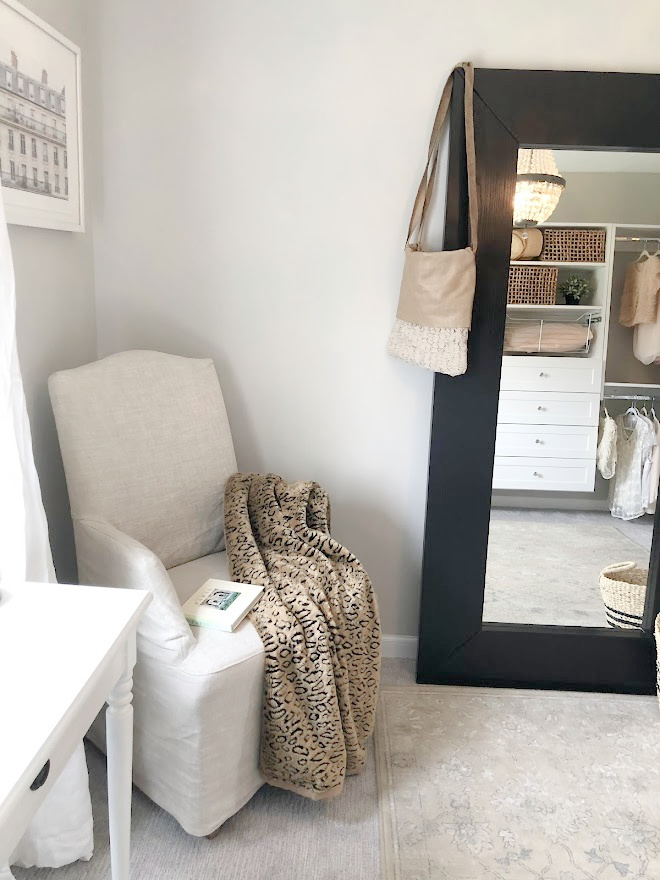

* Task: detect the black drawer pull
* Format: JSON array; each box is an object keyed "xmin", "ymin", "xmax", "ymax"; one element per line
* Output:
[{"xmin": 30, "ymin": 760, "xmax": 50, "ymax": 791}]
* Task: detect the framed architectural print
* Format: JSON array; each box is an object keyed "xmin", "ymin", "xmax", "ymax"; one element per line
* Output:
[{"xmin": 0, "ymin": 0, "xmax": 83, "ymax": 231}]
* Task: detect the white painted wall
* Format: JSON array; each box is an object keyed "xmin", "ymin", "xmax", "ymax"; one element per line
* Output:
[
  {"xmin": 89, "ymin": 0, "xmax": 660, "ymax": 637},
  {"xmin": 10, "ymin": 0, "xmax": 96, "ymax": 583}
]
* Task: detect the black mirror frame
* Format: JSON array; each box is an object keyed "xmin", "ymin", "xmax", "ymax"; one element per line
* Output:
[{"xmin": 417, "ymin": 67, "xmax": 660, "ymax": 694}]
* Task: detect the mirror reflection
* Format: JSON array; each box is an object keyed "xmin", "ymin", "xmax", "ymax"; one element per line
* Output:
[{"xmin": 484, "ymin": 149, "xmax": 660, "ymax": 627}]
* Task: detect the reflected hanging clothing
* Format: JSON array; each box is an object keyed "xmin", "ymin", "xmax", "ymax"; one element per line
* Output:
[
  {"xmin": 633, "ymin": 317, "xmax": 660, "ymax": 365},
  {"xmin": 638, "ymin": 412, "xmax": 656, "ymax": 511},
  {"xmin": 609, "ymin": 413, "xmax": 655, "ymax": 520},
  {"xmin": 619, "ymin": 255, "xmax": 660, "ymax": 327},
  {"xmin": 621, "ymin": 254, "xmax": 660, "ymax": 364},
  {"xmin": 597, "ymin": 412, "xmax": 617, "ymax": 480},
  {"xmin": 646, "ymin": 413, "xmax": 660, "ymax": 515}
]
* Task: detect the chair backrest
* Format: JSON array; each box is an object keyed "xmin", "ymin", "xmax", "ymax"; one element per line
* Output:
[{"xmin": 49, "ymin": 350, "xmax": 238, "ymax": 569}]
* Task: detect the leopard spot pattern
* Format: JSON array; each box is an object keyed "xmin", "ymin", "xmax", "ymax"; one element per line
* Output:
[{"xmin": 224, "ymin": 472, "xmax": 381, "ymax": 800}]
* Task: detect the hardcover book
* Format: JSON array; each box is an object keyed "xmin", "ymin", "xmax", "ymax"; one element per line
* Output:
[{"xmin": 182, "ymin": 579, "xmax": 264, "ymax": 632}]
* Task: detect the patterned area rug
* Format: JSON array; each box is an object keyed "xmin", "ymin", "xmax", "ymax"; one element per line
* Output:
[{"xmin": 376, "ymin": 685, "xmax": 660, "ymax": 880}]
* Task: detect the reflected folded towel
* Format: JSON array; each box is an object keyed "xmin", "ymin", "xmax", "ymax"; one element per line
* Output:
[{"xmin": 504, "ymin": 322, "xmax": 594, "ymax": 353}]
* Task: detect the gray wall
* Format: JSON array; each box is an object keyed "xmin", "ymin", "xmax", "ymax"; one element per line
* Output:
[
  {"xmin": 86, "ymin": 0, "xmax": 660, "ymax": 639},
  {"xmin": 552, "ymin": 172, "xmax": 660, "ymax": 224},
  {"xmin": 10, "ymin": 0, "xmax": 97, "ymax": 583}
]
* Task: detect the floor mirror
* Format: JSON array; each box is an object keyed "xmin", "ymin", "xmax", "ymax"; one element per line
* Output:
[{"xmin": 417, "ymin": 68, "xmax": 660, "ymax": 693}]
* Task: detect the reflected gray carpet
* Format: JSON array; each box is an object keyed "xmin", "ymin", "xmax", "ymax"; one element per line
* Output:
[
  {"xmin": 377, "ymin": 684, "xmax": 660, "ymax": 880},
  {"xmin": 484, "ymin": 511, "xmax": 651, "ymax": 626}
]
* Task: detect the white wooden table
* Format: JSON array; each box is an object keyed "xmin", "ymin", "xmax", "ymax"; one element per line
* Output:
[{"xmin": 0, "ymin": 582, "xmax": 151, "ymax": 879}]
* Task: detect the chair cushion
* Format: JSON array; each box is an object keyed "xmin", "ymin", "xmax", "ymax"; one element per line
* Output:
[
  {"xmin": 49, "ymin": 351, "xmax": 238, "ymax": 569},
  {"xmin": 168, "ymin": 550, "xmax": 232, "ymax": 604},
  {"xmin": 89, "ymin": 640, "xmax": 265, "ymax": 836},
  {"xmin": 88, "ymin": 548, "xmax": 265, "ymax": 834},
  {"xmin": 168, "ymin": 552, "xmax": 265, "ymax": 676}
]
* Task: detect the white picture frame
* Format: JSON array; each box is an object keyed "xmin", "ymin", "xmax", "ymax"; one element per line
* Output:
[{"xmin": 0, "ymin": 0, "xmax": 83, "ymax": 231}]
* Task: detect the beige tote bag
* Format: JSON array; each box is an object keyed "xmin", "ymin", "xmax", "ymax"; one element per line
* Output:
[{"xmin": 388, "ymin": 62, "xmax": 478, "ymax": 376}]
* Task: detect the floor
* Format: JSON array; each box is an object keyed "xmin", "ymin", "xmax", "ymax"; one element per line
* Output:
[
  {"xmin": 12, "ymin": 658, "xmax": 415, "ymax": 880},
  {"xmin": 483, "ymin": 509, "xmax": 653, "ymax": 626},
  {"xmin": 14, "ymin": 658, "xmax": 660, "ymax": 880},
  {"xmin": 378, "ymin": 683, "xmax": 660, "ymax": 880},
  {"xmin": 11, "ymin": 515, "xmax": 658, "ymax": 878}
]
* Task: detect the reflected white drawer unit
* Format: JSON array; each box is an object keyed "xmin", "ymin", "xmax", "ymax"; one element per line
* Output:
[
  {"xmin": 498, "ymin": 391, "xmax": 601, "ymax": 427},
  {"xmin": 495, "ymin": 424, "xmax": 598, "ymax": 459},
  {"xmin": 500, "ymin": 356, "xmax": 601, "ymax": 394},
  {"xmin": 492, "ymin": 456, "xmax": 597, "ymax": 492},
  {"xmin": 496, "ymin": 356, "xmax": 601, "ymax": 493}
]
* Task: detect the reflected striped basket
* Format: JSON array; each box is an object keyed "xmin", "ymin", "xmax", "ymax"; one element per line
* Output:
[{"xmin": 599, "ymin": 561, "xmax": 647, "ymax": 630}]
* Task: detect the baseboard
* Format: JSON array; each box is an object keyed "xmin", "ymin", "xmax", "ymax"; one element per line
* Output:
[
  {"xmin": 492, "ymin": 495, "xmax": 609, "ymax": 511},
  {"xmin": 382, "ymin": 634, "xmax": 418, "ymax": 659}
]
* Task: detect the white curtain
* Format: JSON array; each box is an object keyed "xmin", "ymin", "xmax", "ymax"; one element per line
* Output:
[{"xmin": 0, "ymin": 188, "xmax": 94, "ymax": 875}]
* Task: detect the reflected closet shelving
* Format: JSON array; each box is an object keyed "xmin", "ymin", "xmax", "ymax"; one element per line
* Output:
[{"xmin": 494, "ymin": 222, "xmax": 660, "ymax": 493}]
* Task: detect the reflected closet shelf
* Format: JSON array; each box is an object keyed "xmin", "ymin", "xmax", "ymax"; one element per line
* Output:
[
  {"xmin": 506, "ymin": 304, "xmax": 603, "ymax": 311},
  {"xmin": 510, "ymin": 261, "xmax": 607, "ymax": 268}
]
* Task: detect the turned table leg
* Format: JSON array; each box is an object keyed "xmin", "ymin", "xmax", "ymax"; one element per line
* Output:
[{"xmin": 106, "ymin": 640, "xmax": 136, "ymax": 880}]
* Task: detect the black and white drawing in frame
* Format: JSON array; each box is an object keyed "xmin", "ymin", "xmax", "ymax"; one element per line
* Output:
[{"xmin": 0, "ymin": 0, "xmax": 83, "ymax": 231}]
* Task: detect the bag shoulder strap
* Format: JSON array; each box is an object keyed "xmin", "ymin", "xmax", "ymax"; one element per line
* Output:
[{"xmin": 406, "ymin": 62, "xmax": 478, "ymax": 253}]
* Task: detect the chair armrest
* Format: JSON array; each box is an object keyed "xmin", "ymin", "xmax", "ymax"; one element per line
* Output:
[
  {"xmin": 74, "ymin": 517, "xmax": 195, "ymax": 665},
  {"xmin": 177, "ymin": 620, "xmax": 265, "ymax": 679}
]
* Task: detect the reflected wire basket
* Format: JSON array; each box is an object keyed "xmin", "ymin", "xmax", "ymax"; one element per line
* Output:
[{"xmin": 503, "ymin": 313, "xmax": 597, "ymax": 356}]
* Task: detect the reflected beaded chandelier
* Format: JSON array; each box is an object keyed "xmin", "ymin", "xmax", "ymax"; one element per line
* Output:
[{"xmin": 513, "ymin": 149, "xmax": 566, "ymax": 226}]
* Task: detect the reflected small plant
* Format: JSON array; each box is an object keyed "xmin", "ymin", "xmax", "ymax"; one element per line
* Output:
[{"xmin": 558, "ymin": 275, "xmax": 591, "ymax": 305}]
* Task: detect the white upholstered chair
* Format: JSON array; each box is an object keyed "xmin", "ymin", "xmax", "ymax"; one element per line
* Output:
[{"xmin": 49, "ymin": 350, "xmax": 265, "ymax": 836}]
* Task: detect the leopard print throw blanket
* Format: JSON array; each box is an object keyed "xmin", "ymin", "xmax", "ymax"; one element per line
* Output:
[{"xmin": 224, "ymin": 472, "xmax": 381, "ymax": 800}]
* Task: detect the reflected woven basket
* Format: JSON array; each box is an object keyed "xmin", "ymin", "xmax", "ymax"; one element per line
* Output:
[{"xmin": 599, "ymin": 561, "xmax": 647, "ymax": 630}]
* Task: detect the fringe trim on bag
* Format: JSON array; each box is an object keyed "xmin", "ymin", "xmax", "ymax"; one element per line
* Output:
[{"xmin": 387, "ymin": 318, "xmax": 468, "ymax": 376}]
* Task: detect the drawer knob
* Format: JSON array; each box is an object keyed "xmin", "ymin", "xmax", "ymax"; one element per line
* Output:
[
  {"xmin": 539, "ymin": 372, "xmax": 547, "ymax": 378},
  {"xmin": 533, "ymin": 471, "xmax": 542, "ymax": 477},
  {"xmin": 535, "ymin": 439, "xmax": 542, "ymax": 444},
  {"xmin": 30, "ymin": 760, "xmax": 50, "ymax": 791},
  {"xmin": 537, "ymin": 406, "xmax": 545, "ymax": 411}
]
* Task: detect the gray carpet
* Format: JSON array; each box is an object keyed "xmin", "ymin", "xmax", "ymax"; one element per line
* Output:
[
  {"xmin": 15, "ymin": 660, "xmax": 660, "ymax": 880},
  {"xmin": 13, "ymin": 659, "xmax": 415, "ymax": 880},
  {"xmin": 483, "ymin": 509, "xmax": 652, "ymax": 627}
]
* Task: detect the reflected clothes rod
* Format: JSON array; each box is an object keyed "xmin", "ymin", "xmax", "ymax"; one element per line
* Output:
[
  {"xmin": 604, "ymin": 394, "xmax": 658, "ymax": 401},
  {"xmin": 615, "ymin": 236, "xmax": 660, "ymax": 242}
]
